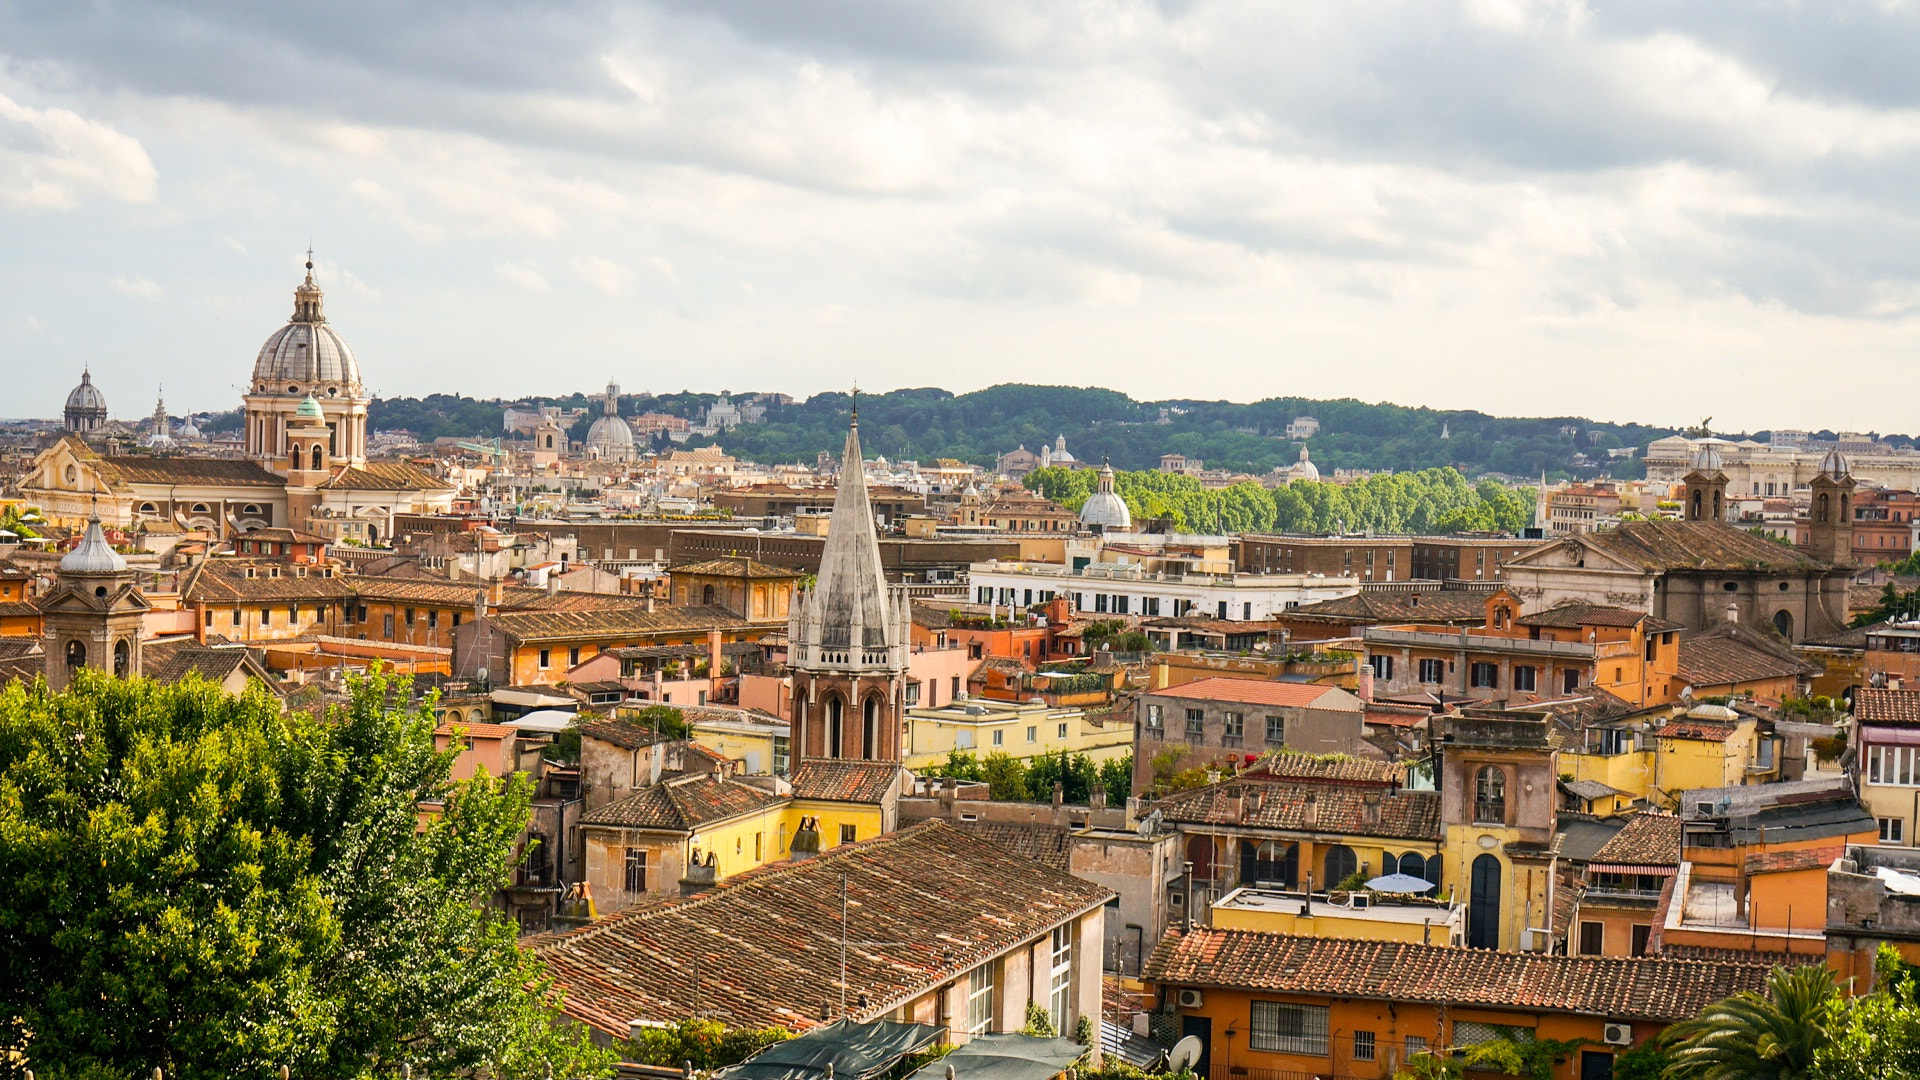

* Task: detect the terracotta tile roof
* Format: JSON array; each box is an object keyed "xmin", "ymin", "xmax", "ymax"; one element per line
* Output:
[
  {"xmin": 1286, "ymin": 590, "xmax": 1490, "ymax": 625},
  {"xmin": 1243, "ymin": 754, "xmax": 1406, "ymax": 785},
  {"xmin": 505, "ymin": 591, "xmax": 658, "ymax": 612},
  {"xmin": 98, "ymin": 455, "xmax": 285, "ymax": 488},
  {"xmin": 1677, "ymin": 623, "xmax": 1815, "ymax": 689},
  {"xmin": 1517, "ymin": 602, "xmax": 1680, "ymax": 631},
  {"xmin": 1660, "ymin": 720, "xmax": 1735, "ymax": 742},
  {"xmin": 180, "ymin": 560, "xmax": 355, "ymax": 603},
  {"xmin": 1152, "ymin": 777, "xmax": 1440, "ymax": 841},
  {"xmin": 1744, "ymin": 843, "xmax": 1843, "ymax": 876},
  {"xmin": 1143, "ymin": 927, "xmax": 1774, "ymax": 1023},
  {"xmin": 0, "ymin": 602, "xmax": 41, "ymax": 618},
  {"xmin": 532, "ymin": 822, "xmax": 1114, "ymax": 1034},
  {"xmin": 481, "ymin": 605, "xmax": 748, "ymax": 644},
  {"xmin": 950, "ymin": 822, "xmax": 1072, "ymax": 870},
  {"xmin": 318, "ymin": 461, "xmax": 449, "ymax": 492},
  {"xmin": 1148, "ymin": 677, "xmax": 1349, "ymax": 709},
  {"xmin": 1591, "ymin": 813, "xmax": 1681, "ymax": 867},
  {"xmin": 789, "ymin": 759, "xmax": 906, "ymax": 804},
  {"xmin": 1575, "ymin": 521, "xmax": 1828, "ymax": 573},
  {"xmin": 141, "ymin": 640, "xmax": 271, "ymax": 688},
  {"xmin": 578, "ymin": 775, "xmax": 785, "ymax": 831},
  {"xmin": 580, "ymin": 719, "xmax": 673, "ymax": 750},
  {"xmin": 669, "ymin": 557, "xmax": 802, "ymax": 579},
  {"xmin": 436, "ymin": 720, "xmax": 519, "ymax": 739},
  {"xmin": 1855, "ymin": 687, "xmax": 1920, "ymax": 727}
]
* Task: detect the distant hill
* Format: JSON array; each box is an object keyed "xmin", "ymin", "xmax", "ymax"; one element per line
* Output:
[{"xmin": 352, "ymin": 384, "xmax": 1677, "ymax": 479}]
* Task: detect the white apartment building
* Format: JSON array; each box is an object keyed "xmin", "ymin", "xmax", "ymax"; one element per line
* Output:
[{"xmin": 968, "ymin": 559, "xmax": 1360, "ymax": 621}]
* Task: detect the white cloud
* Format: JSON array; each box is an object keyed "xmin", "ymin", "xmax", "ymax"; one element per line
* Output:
[
  {"xmin": 496, "ymin": 262, "xmax": 551, "ymax": 291},
  {"xmin": 573, "ymin": 256, "xmax": 630, "ymax": 296},
  {"xmin": 109, "ymin": 275, "xmax": 163, "ymax": 298},
  {"xmin": 0, "ymin": 91, "xmax": 156, "ymax": 209}
]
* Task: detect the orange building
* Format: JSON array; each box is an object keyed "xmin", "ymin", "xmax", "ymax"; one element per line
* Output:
[
  {"xmin": 1144, "ymin": 928, "xmax": 1773, "ymax": 1080},
  {"xmin": 0, "ymin": 562, "xmax": 39, "ymax": 638}
]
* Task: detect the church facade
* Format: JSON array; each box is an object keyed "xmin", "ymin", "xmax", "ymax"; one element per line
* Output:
[{"xmin": 21, "ymin": 259, "xmax": 453, "ymax": 541}]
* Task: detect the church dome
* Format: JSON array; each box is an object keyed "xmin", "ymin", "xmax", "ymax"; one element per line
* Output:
[
  {"xmin": 1819, "ymin": 447, "xmax": 1851, "ymax": 481},
  {"xmin": 1080, "ymin": 464, "xmax": 1132, "ymax": 531},
  {"xmin": 60, "ymin": 517, "xmax": 127, "ymax": 575},
  {"xmin": 250, "ymin": 263, "xmax": 361, "ymax": 394},
  {"xmin": 65, "ymin": 369, "xmax": 107, "ymax": 412},
  {"xmin": 1290, "ymin": 444, "xmax": 1320, "ymax": 482},
  {"xmin": 1690, "ymin": 441, "xmax": 1725, "ymax": 474},
  {"xmin": 295, "ymin": 394, "xmax": 326, "ymax": 421},
  {"xmin": 586, "ymin": 415, "xmax": 635, "ymax": 454}
]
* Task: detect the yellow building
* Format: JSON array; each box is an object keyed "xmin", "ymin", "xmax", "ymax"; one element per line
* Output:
[
  {"xmin": 1649, "ymin": 704, "xmax": 1777, "ymax": 808},
  {"xmin": 1210, "ymin": 885, "xmax": 1464, "ymax": 946},
  {"xmin": 902, "ymin": 697, "xmax": 1133, "ymax": 770},
  {"xmin": 1435, "ymin": 716, "xmax": 1559, "ymax": 952}
]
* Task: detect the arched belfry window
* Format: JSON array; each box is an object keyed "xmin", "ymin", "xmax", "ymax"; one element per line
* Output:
[
  {"xmin": 1474, "ymin": 766, "xmax": 1506, "ymax": 824},
  {"xmin": 113, "ymin": 639, "xmax": 131, "ymax": 678},
  {"xmin": 65, "ymin": 640, "xmax": 86, "ymax": 673}
]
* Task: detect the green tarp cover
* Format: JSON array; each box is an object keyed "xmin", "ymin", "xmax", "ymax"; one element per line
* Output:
[
  {"xmin": 908, "ymin": 1034, "xmax": 1086, "ymax": 1080},
  {"xmin": 724, "ymin": 1019, "xmax": 947, "ymax": 1080}
]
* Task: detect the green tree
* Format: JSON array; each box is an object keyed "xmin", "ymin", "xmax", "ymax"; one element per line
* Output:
[
  {"xmin": 979, "ymin": 752, "xmax": 1031, "ymax": 801},
  {"xmin": 1097, "ymin": 754, "xmax": 1134, "ymax": 801},
  {"xmin": 1025, "ymin": 750, "xmax": 1098, "ymax": 803},
  {"xmin": 1663, "ymin": 964, "xmax": 1837, "ymax": 1080},
  {"xmin": 0, "ymin": 668, "xmax": 610, "ymax": 1079},
  {"xmin": 1811, "ymin": 946, "xmax": 1920, "ymax": 1080}
]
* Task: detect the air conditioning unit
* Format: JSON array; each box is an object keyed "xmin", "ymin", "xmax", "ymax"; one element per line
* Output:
[
  {"xmin": 1350, "ymin": 894, "xmax": 1370, "ymax": 909},
  {"xmin": 1602, "ymin": 1023, "xmax": 1633, "ymax": 1046},
  {"xmin": 1177, "ymin": 989, "xmax": 1205, "ymax": 1009}
]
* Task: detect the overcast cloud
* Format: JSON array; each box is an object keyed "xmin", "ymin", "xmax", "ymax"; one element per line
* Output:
[{"xmin": 3, "ymin": 1, "xmax": 1918, "ymax": 432}]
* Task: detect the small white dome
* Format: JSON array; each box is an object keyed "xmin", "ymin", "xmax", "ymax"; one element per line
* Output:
[
  {"xmin": 586, "ymin": 415, "xmax": 635, "ymax": 454},
  {"xmin": 1690, "ymin": 441, "xmax": 1725, "ymax": 474},
  {"xmin": 1080, "ymin": 464, "xmax": 1132, "ymax": 530},
  {"xmin": 60, "ymin": 517, "xmax": 127, "ymax": 575},
  {"xmin": 1291, "ymin": 444, "xmax": 1320, "ymax": 482}
]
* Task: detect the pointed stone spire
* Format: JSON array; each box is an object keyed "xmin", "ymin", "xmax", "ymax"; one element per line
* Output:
[
  {"xmin": 1534, "ymin": 471, "xmax": 1548, "ymax": 531},
  {"xmin": 810, "ymin": 413, "xmax": 895, "ymax": 653}
]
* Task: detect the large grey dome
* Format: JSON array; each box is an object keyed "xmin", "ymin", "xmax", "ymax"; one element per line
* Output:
[
  {"xmin": 586, "ymin": 415, "xmax": 635, "ymax": 454},
  {"xmin": 250, "ymin": 266, "xmax": 361, "ymax": 393},
  {"xmin": 1080, "ymin": 464, "xmax": 1132, "ymax": 531},
  {"xmin": 65, "ymin": 370, "xmax": 106, "ymax": 412}
]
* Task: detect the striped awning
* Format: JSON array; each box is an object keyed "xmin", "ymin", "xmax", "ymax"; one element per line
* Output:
[{"xmin": 1588, "ymin": 863, "xmax": 1676, "ymax": 876}]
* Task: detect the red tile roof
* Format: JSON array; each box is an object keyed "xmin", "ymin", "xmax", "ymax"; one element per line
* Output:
[
  {"xmin": 1591, "ymin": 813, "xmax": 1682, "ymax": 867},
  {"xmin": 436, "ymin": 720, "xmax": 519, "ymax": 740},
  {"xmin": 533, "ymin": 822, "xmax": 1114, "ymax": 1034},
  {"xmin": 1855, "ymin": 687, "xmax": 1920, "ymax": 727},
  {"xmin": 1144, "ymin": 927, "xmax": 1773, "ymax": 1023},
  {"xmin": 578, "ymin": 775, "xmax": 785, "ymax": 831},
  {"xmin": 1243, "ymin": 754, "xmax": 1406, "ymax": 785},
  {"xmin": 1743, "ymin": 844, "xmax": 1843, "ymax": 876},
  {"xmin": 1152, "ymin": 777, "xmax": 1439, "ymax": 841},
  {"xmin": 1148, "ymin": 677, "xmax": 1349, "ymax": 709},
  {"xmin": 1517, "ymin": 603, "xmax": 1679, "ymax": 631},
  {"xmin": 789, "ymin": 759, "xmax": 906, "ymax": 804},
  {"xmin": 1660, "ymin": 721, "xmax": 1735, "ymax": 742}
]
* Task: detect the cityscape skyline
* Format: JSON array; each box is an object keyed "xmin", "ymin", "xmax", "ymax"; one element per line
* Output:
[{"xmin": 5, "ymin": 4, "xmax": 1920, "ymax": 430}]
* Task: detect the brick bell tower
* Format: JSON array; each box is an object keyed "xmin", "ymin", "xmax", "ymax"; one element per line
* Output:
[
  {"xmin": 41, "ymin": 512, "xmax": 149, "ymax": 689},
  {"xmin": 1808, "ymin": 447, "xmax": 1856, "ymax": 566},
  {"xmin": 786, "ymin": 401, "xmax": 911, "ymax": 763}
]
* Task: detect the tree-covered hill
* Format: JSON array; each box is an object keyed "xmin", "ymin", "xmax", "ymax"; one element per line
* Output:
[{"xmin": 356, "ymin": 384, "xmax": 1676, "ymax": 478}]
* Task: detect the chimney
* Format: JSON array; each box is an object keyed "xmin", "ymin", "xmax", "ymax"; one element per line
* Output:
[
  {"xmin": 1359, "ymin": 662, "xmax": 1375, "ymax": 702},
  {"xmin": 1090, "ymin": 782, "xmax": 1108, "ymax": 809},
  {"xmin": 1362, "ymin": 791, "xmax": 1381, "ymax": 825},
  {"xmin": 1303, "ymin": 792, "xmax": 1319, "ymax": 829},
  {"xmin": 709, "ymin": 629, "xmax": 724, "ymax": 692},
  {"xmin": 1248, "ymin": 786, "xmax": 1264, "ymax": 814},
  {"xmin": 194, "ymin": 603, "xmax": 207, "ymax": 645},
  {"xmin": 547, "ymin": 571, "xmax": 562, "ymax": 597},
  {"xmin": 1051, "ymin": 781, "xmax": 1064, "ymax": 809},
  {"xmin": 487, "ymin": 577, "xmax": 505, "ymax": 607}
]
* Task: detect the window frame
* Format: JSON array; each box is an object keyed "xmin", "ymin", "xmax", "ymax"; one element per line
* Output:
[{"xmin": 1249, "ymin": 1000, "xmax": 1331, "ymax": 1056}]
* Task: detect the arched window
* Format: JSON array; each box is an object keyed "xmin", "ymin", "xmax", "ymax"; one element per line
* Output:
[
  {"xmin": 65, "ymin": 640, "xmax": 86, "ymax": 672},
  {"xmin": 862, "ymin": 695, "xmax": 879, "ymax": 759},
  {"xmin": 1691, "ymin": 490, "xmax": 1703, "ymax": 518},
  {"xmin": 1817, "ymin": 493, "xmax": 1830, "ymax": 523},
  {"xmin": 826, "ymin": 694, "xmax": 845, "ymax": 757},
  {"xmin": 1324, "ymin": 844, "xmax": 1358, "ymax": 888},
  {"xmin": 1474, "ymin": 766, "xmax": 1507, "ymax": 824},
  {"xmin": 1469, "ymin": 853, "xmax": 1502, "ymax": 949},
  {"xmin": 1773, "ymin": 610, "xmax": 1793, "ymax": 639},
  {"xmin": 113, "ymin": 639, "xmax": 130, "ymax": 678},
  {"xmin": 702, "ymin": 584, "xmax": 716, "ymax": 605},
  {"xmin": 1186, "ymin": 834, "xmax": 1216, "ymax": 883},
  {"xmin": 1241, "ymin": 840, "xmax": 1296, "ymax": 887}
]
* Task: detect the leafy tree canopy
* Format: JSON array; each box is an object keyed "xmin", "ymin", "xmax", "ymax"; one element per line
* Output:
[{"xmin": 0, "ymin": 668, "xmax": 609, "ymax": 1079}]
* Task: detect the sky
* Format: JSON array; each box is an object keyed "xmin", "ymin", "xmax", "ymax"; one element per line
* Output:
[{"xmin": 3, "ymin": 1, "xmax": 1920, "ymax": 433}]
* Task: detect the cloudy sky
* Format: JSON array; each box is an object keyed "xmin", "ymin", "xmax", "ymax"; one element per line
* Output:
[{"xmin": 3, "ymin": 1, "xmax": 1919, "ymax": 432}]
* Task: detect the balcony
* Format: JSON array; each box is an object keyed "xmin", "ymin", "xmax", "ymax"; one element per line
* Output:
[{"xmin": 1363, "ymin": 626, "xmax": 1607, "ymax": 660}]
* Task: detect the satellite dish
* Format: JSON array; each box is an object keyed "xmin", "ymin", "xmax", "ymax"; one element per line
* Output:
[{"xmin": 1169, "ymin": 1036, "xmax": 1203, "ymax": 1074}]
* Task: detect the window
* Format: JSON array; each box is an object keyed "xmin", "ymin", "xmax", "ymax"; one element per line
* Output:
[
  {"xmin": 1869, "ymin": 746, "xmax": 1920, "ymax": 787},
  {"xmin": 1250, "ymin": 1001, "xmax": 1330, "ymax": 1056},
  {"xmin": 624, "ymin": 848, "xmax": 647, "ymax": 894},
  {"xmin": 966, "ymin": 963, "xmax": 996, "ymax": 1034},
  {"xmin": 1058, "ymin": 722, "xmax": 1068, "ymax": 738},
  {"xmin": 1405, "ymin": 1036, "xmax": 1427, "ymax": 1059},
  {"xmin": 231, "ymin": 610, "xmax": 242, "ymax": 627},
  {"xmin": 1323, "ymin": 844, "xmax": 1357, "ymax": 886},
  {"xmin": 428, "ymin": 610, "xmax": 439, "ymax": 630},
  {"xmin": 261, "ymin": 607, "xmax": 273, "ymax": 628},
  {"xmin": 1579, "ymin": 921, "xmax": 1604, "ymax": 956},
  {"xmin": 405, "ymin": 607, "xmax": 416, "ymax": 627},
  {"xmin": 1265, "ymin": 715, "xmax": 1285, "ymax": 746},
  {"xmin": 1595, "ymin": 728, "xmax": 1632, "ymax": 755},
  {"xmin": 1453, "ymin": 1022, "xmax": 1534, "ymax": 1048},
  {"xmin": 952, "ymin": 676, "xmax": 961, "ymax": 700},
  {"xmin": 1475, "ymin": 766, "xmax": 1507, "ymax": 824},
  {"xmin": 1881, "ymin": 818, "xmax": 1906, "ymax": 844},
  {"xmin": 1513, "ymin": 665, "xmax": 1537, "ymax": 692},
  {"xmin": 1185, "ymin": 708, "xmax": 1205, "ymax": 738},
  {"xmin": 1563, "ymin": 668, "xmax": 1580, "ymax": 693},
  {"xmin": 905, "ymin": 681, "xmax": 921, "ymax": 705},
  {"xmin": 1418, "ymin": 658, "xmax": 1445, "ymax": 683},
  {"xmin": 383, "ymin": 613, "xmax": 394, "ymax": 637},
  {"xmin": 772, "ymin": 735, "xmax": 790, "ymax": 775},
  {"xmin": 288, "ymin": 603, "xmax": 299, "ymax": 622},
  {"xmin": 993, "ymin": 729, "xmax": 1005, "ymax": 746},
  {"xmin": 1222, "ymin": 711, "xmax": 1244, "ymax": 745},
  {"xmin": 1353, "ymin": 1031, "xmax": 1376, "ymax": 1062},
  {"xmin": 1369, "ymin": 654, "xmax": 1393, "ymax": 680},
  {"xmin": 1631, "ymin": 924, "xmax": 1651, "ymax": 957},
  {"xmin": 569, "ymin": 646, "xmax": 581, "ymax": 667},
  {"xmin": 1027, "ymin": 726, "xmax": 1037, "ymax": 743},
  {"xmin": 1146, "ymin": 704, "xmax": 1164, "ymax": 731},
  {"xmin": 1047, "ymin": 924, "xmax": 1073, "ymax": 1032},
  {"xmin": 538, "ymin": 648, "xmax": 551, "ymax": 669},
  {"xmin": 840, "ymin": 824, "xmax": 857, "ymax": 844},
  {"xmin": 1470, "ymin": 662, "xmax": 1498, "ymax": 689}
]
